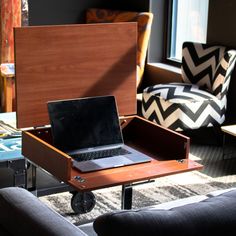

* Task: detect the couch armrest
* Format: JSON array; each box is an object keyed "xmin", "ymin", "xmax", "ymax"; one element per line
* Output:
[
  {"xmin": 0, "ymin": 187, "xmax": 86, "ymax": 236},
  {"xmin": 94, "ymin": 189, "xmax": 236, "ymax": 236}
]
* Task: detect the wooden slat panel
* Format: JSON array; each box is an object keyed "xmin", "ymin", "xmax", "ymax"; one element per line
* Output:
[
  {"xmin": 22, "ymin": 130, "xmax": 72, "ymax": 182},
  {"xmin": 14, "ymin": 23, "xmax": 137, "ymax": 128}
]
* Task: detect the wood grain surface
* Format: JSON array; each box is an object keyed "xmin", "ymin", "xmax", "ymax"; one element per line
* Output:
[{"xmin": 14, "ymin": 23, "xmax": 137, "ymax": 128}]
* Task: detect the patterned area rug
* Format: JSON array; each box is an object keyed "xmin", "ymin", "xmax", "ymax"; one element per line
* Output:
[{"xmin": 39, "ymin": 143, "xmax": 236, "ymax": 226}]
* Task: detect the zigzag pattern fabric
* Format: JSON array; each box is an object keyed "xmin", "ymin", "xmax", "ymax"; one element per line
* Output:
[
  {"xmin": 181, "ymin": 42, "xmax": 226, "ymax": 91},
  {"xmin": 142, "ymin": 42, "xmax": 236, "ymax": 131}
]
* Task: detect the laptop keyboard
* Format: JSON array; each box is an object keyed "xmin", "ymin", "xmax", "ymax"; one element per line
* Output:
[{"xmin": 71, "ymin": 147, "xmax": 131, "ymax": 162}]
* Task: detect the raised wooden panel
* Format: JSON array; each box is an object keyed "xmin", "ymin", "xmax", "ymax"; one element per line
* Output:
[{"xmin": 14, "ymin": 23, "xmax": 137, "ymax": 128}]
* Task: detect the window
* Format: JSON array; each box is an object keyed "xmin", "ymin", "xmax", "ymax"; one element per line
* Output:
[{"xmin": 168, "ymin": 0, "xmax": 209, "ymax": 62}]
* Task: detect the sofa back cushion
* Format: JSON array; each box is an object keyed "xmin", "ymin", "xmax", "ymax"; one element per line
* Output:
[
  {"xmin": 93, "ymin": 189, "xmax": 236, "ymax": 236},
  {"xmin": 0, "ymin": 187, "xmax": 86, "ymax": 236}
]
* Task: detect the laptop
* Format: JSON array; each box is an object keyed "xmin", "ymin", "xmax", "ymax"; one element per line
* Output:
[{"xmin": 47, "ymin": 95, "xmax": 152, "ymax": 172}]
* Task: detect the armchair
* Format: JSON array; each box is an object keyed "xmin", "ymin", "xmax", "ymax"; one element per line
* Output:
[
  {"xmin": 86, "ymin": 8, "xmax": 153, "ymax": 89},
  {"xmin": 142, "ymin": 42, "xmax": 236, "ymax": 131}
]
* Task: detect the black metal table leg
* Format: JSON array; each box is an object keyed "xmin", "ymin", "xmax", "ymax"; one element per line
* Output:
[
  {"xmin": 7, "ymin": 159, "xmax": 27, "ymax": 188},
  {"xmin": 29, "ymin": 163, "xmax": 38, "ymax": 196},
  {"xmin": 222, "ymin": 133, "xmax": 226, "ymax": 159},
  {"xmin": 13, "ymin": 160, "xmax": 26, "ymax": 188},
  {"xmin": 121, "ymin": 184, "xmax": 133, "ymax": 209}
]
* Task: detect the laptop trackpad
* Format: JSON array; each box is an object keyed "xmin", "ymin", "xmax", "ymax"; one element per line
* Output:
[{"xmin": 73, "ymin": 156, "xmax": 133, "ymax": 172}]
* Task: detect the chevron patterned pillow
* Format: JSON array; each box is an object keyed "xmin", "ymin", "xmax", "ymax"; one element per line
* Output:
[
  {"xmin": 212, "ymin": 50, "xmax": 236, "ymax": 98},
  {"xmin": 181, "ymin": 42, "xmax": 226, "ymax": 92}
]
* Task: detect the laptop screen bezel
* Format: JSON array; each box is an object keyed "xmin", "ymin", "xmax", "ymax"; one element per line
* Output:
[{"xmin": 47, "ymin": 95, "xmax": 124, "ymax": 153}]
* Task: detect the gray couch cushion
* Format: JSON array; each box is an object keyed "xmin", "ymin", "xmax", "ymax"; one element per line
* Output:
[
  {"xmin": 0, "ymin": 187, "xmax": 86, "ymax": 236},
  {"xmin": 142, "ymin": 194, "xmax": 208, "ymax": 210},
  {"xmin": 79, "ymin": 222, "xmax": 97, "ymax": 236},
  {"xmin": 94, "ymin": 189, "xmax": 236, "ymax": 236}
]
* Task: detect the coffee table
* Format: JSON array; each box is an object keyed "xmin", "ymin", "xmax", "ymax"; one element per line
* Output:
[
  {"xmin": 221, "ymin": 124, "xmax": 236, "ymax": 158},
  {"xmin": 0, "ymin": 112, "xmax": 26, "ymax": 188}
]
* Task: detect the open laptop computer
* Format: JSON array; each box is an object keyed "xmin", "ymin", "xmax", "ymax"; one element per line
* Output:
[{"xmin": 47, "ymin": 95, "xmax": 152, "ymax": 172}]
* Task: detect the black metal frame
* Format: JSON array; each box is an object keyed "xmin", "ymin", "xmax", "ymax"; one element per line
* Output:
[
  {"xmin": 28, "ymin": 162, "xmax": 74, "ymax": 197},
  {"xmin": 121, "ymin": 180, "xmax": 155, "ymax": 209},
  {"xmin": 0, "ymin": 158, "xmax": 27, "ymax": 188}
]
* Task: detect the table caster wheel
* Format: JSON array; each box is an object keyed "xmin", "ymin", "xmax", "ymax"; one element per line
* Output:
[{"xmin": 71, "ymin": 191, "xmax": 96, "ymax": 214}]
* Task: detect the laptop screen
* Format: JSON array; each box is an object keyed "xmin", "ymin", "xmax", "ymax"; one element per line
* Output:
[{"xmin": 47, "ymin": 95, "xmax": 123, "ymax": 153}]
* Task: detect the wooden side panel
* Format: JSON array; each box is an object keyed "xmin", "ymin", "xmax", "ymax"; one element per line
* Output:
[
  {"xmin": 22, "ymin": 130, "xmax": 72, "ymax": 182},
  {"xmin": 121, "ymin": 116, "xmax": 190, "ymax": 160},
  {"xmin": 14, "ymin": 23, "xmax": 137, "ymax": 128}
]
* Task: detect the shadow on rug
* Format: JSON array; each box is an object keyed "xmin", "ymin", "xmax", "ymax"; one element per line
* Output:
[{"xmin": 39, "ymin": 169, "xmax": 236, "ymax": 226}]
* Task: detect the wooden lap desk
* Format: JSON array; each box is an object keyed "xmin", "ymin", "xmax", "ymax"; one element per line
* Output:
[
  {"xmin": 13, "ymin": 23, "xmax": 203, "ymax": 210},
  {"xmin": 23, "ymin": 115, "xmax": 202, "ymax": 209}
]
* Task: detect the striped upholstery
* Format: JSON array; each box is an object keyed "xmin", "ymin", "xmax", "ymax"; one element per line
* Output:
[
  {"xmin": 142, "ymin": 42, "xmax": 236, "ymax": 131},
  {"xmin": 86, "ymin": 8, "xmax": 153, "ymax": 88}
]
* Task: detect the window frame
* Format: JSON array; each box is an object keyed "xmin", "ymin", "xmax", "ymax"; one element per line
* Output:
[
  {"xmin": 165, "ymin": 0, "xmax": 181, "ymax": 67},
  {"xmin": 165, "ymin": 0, "xmax": 209, "ymax": 65}
]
